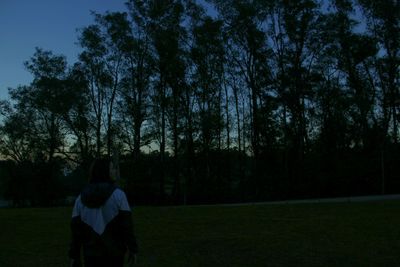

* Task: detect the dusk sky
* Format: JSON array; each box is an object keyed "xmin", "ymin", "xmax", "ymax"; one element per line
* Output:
[{"xmin": 0, "ymin": 0, "xmax": 127, "ymax": 100}]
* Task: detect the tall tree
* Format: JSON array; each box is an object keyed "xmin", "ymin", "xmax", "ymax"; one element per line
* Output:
[
  {"xmin": 0, "ymin": 49, "xmax": 69, "ymax": 206},
  {"xmin": 118, "ymin": 3, "xmax": 154, "ymax": 160},
  {"xmin": 190, "ymin": 17, "xmax": 224, "ymax": 155},
  {"xmin": 212, "ymin": 0, "xmax": 277, "ymax": 199},
  {"xmin": 358, "ymin": 0, "xmax": 400, "ymax": 144},
  {"xmin": 0, "ymin": 92, "xmax": 37, "ymax": 162},
  {"xmin": 22, "ymin": 48, "xmax": 68, "ymax": 163},
  {"xmin": 265, "ymin": 0, "xmax": 323, "ymax": 195},
  {"xmin": 330, "ymin": 0, "xmax": 378, "ymax": 151},
  {"xmin": 60, "ymin": 63, "xmax": 95, "ymax": 163},
  {"xmin": 78, "ymin": 12, "xmax": 127, "ymax": 157}
]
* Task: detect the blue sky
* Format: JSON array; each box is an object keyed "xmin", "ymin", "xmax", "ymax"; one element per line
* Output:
[{"xmin": 0, "ymin": 0, "xmax": 126, "ymax": 100}]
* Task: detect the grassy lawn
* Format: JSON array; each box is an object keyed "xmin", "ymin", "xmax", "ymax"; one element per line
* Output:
[{"xmin": 1, "ymin": 201, "xmax": 400, "ymax": 266}]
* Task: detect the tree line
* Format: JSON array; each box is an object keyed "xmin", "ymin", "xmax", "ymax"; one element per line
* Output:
[{"xmin": 0, "ymin": 0, "xmax": 399, "ymax": 206}]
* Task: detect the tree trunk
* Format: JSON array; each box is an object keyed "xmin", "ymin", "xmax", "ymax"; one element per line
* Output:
[
  {"xmin": 172, "ymin": 85, "xmax": 180, "ymax": 203},
  {"xmin": 184, "ymin": 88, "xmax": 195, "ymax": 205},
  {"xmin": 159, "ymin": 78, "xmax": 166, "ymax": 203},
  {"xmin": 233, "ymin": 84, "xmax": 241, "ymax": 152},
  {"xmin": 133, "ymin": 114, "xmax": 142, "ymax": 160},
  {"xmin": 224, "ymin": 76, "xmax": 230, "ymax": 150}
]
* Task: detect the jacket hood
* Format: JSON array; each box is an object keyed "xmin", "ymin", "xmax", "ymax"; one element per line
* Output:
[{"xmin": 81, "ymin": 182, "xmax": 117, "ymax": 208}]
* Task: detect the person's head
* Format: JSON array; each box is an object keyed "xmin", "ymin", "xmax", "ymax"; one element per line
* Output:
[{"xmin": 89, "ymin": 158, "xmax": 116, "ymax": 184}]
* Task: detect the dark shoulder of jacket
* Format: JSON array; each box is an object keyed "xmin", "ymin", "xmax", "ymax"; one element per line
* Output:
[{"xmin": 80, "ymin": 182, "xmax": 117, "ymax": 208}]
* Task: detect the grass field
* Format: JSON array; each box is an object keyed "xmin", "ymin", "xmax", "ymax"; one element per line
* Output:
[{"xmin": 1, "ymin": 201, "xmax": 400, "ymax": 267}]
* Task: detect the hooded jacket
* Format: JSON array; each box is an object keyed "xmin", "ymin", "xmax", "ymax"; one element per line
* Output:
[{"xmin": 69, "ymin": 183, "xmax": 138, "ymax": 266}]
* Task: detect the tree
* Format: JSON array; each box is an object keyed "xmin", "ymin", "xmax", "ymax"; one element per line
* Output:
[
  {"xmin": 265, "ymin": 0, "xmax": 323, "ymax": 196},
  {"xmin": 116, "ymin": 4, "xmax": 154, "ymax": 160},
  {"xmin": 212, "ymin": 0, "xmax": 278, "ymax": 199},
  {"xmin": 0, "ymin": 93, "xmax": 37, "ymax": 162},
  {"xmin": 23, "ymin": 48, "xmax": 68, "ymax": 163},
  {"xmin": 78, "ymin": 12, "xmax": 128, "ymax": 157},
  {"xmin": 188, "ymin": 15, "xmax": 226, "ymax": 201},
  {"xmin": 0, "ymin": 48, "xmax": 69, "ymax": 205},
  {"xmin": 358, "ymin": 0, "xmax": 400, "ymax": 144},
  {"xmin": 139, "ymin": 0, "xmax": 186, "ymax": 201},
  {"xmin": 327, "ymin": 1, "xmax": 378, "ymax": 152},
  {"xmin": 60, "ymin": 63, "xmax": 95, "ymax": 163}
]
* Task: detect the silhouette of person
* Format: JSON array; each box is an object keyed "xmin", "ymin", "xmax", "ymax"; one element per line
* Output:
[{"xmin": 69, "ymin": 158, "xmax": 138, "ymax": 267}]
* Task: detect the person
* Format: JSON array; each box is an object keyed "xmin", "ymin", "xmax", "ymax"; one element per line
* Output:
[{"xmin": 68, "ymin": 158, "xmax": 138, "ymax": 267}]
